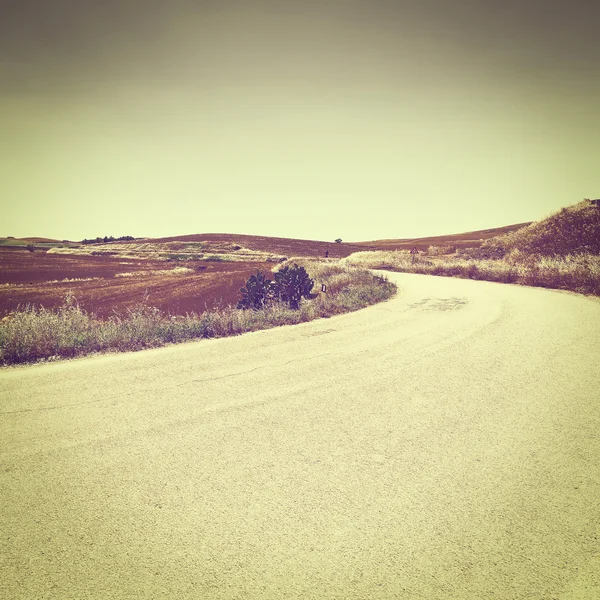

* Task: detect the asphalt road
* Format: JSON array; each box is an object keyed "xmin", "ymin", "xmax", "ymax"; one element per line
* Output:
[{"xmin": 1, "ymin": 272, "xmax": 599, "ymax": 599}]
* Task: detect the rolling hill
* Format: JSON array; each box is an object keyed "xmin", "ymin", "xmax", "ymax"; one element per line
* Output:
[{"xmin": 353, "ymin": 222, "xmax": 532, "ymax": 252}]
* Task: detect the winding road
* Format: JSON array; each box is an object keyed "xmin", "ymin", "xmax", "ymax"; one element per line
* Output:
[{"xmin": 1, "ymin": 272, "xmax": 599, "ymax": 599}]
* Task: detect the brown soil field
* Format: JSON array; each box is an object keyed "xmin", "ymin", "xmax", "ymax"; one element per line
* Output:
[
  {"xmin": 0, "ymin": 248, "xmax": 276, "ymax": 318},
  {"xmin": 0, "ymin": 248, "xmax": 162, "ymax": 283}
]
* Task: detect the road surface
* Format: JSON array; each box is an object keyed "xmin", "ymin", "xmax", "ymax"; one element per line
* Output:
[{"xmin": 1, "ymin": 272, "xmax": 599, "ymax": 599}]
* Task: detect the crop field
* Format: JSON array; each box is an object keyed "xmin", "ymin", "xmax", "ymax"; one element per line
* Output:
[{"xmin": 0, "ymin": 247, "xmax": 278, "ymax": 318}]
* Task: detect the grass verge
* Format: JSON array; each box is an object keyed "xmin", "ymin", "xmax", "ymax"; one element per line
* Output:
[
  {"xmin": 344, "ymin": 251, "xmax": 600, "ymax": 296},
  {"xmin": 0, "ymin": 260, "xmax": 395, "ymax": 366}
]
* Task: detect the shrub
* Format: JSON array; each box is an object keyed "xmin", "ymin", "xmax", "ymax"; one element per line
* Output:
[
  {"xmin": 26, "ymin": 244, "xmax": 35, "ymax": 252},
  {"xmin": 427, "ymin": 245, "xmax": 456, "ymax": 256},
  {"xmin": 238, "ymin": 264, "xmax": 316, "ymax": 310},
  {"xmin": 237, "ymin": 271, "xmax": 272, "ymax": 310},
  {"xmin": 271, "ymin": 263, "xmax": 315, "ymax": 309},
  {"xmin": 457, "ymin": 245, "xmax": 506, "ymax": 260}
]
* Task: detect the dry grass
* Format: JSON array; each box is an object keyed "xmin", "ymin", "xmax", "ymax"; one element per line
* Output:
[
  {"xmin": 47, "ymin": 241, "xmax": 286, "ymax": 263},
  {"xmin": 0, "ymin": 261, "xmax": 395, "ymax": 365},
  {"xmin": 115, "ymin": 267, "xmax": 194, "ymax": 278},
  {"xmin": 480, "ymin": 200, "xmax": 600, "ymax": 257},
  {"xmin": 345, "ymin": 201, "xmax": 600, "ymax": 296},
  {"xmin": 344, "ymin": 251, "xmax": 600, "ymax": 295},
  {"xmin": 427, "ymin": 245, "xmax": 456, "ymax": 256},
  {"xmin": 0, "ymin": 277, "xmax": 101, "ymax": 287}
]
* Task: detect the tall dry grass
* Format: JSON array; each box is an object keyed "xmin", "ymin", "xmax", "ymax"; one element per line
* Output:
[
  {"xmin": 343, "ymin": 250, "xmax": 600, "ymax": 295},
  {"xmin": 481, "ymin": 200, "xmax": 600, "ymax": 257},
  {"xmin": 0, "ymin": 261, "xmax": 395, "ymax": 365},
  {"xmin": 427, "ymin": 245, "xmax": 456, "ymax": 256}
]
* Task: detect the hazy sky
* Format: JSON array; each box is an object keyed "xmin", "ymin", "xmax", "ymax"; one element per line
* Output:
[{"xmin": 1, "ymin": 0, "xmax": 598, "ymax": 241}]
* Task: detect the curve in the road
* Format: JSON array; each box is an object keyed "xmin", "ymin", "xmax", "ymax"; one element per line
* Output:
[{"xmin": 1, "ymin": 272, "xmax": 599, "ymax": 599}]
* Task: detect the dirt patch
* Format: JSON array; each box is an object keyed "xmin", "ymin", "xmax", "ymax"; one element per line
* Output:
[{"xmin": 0, "ymin": 247, "xmax": 160, "ymax": 283}]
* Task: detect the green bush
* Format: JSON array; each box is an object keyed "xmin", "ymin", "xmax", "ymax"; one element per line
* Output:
[
  {"xmin": 238, "ymin": 264, "xmax": 316, "ymax": 310},
  {"xmin": 271, "ymin": 263, "xmax": 315, "ymax": 309},
  {"xmin": 237, "ymin": 271, "xmax": 272, "ymax": 310}
]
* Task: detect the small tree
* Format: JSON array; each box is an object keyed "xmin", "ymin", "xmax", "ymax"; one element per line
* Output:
[
  {"xmin": 26, "ymin": 244, "xmax": 35, "ymax": 253},
  {"xmin": 237, "ymin": 271, "xmax": 272, "ymax": 310},
  {"xmin": 335, "ymin": 238, "xmax": 342, "ymax": 244},
  {"xmin": 272, "ymin": 263, "xmax": 315, "ymax": 309}
]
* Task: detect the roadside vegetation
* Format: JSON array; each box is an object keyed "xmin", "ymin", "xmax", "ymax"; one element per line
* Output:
[
  {"xmin": 344, "ymin": 200, "xmax": 600, "ymax": 296},
  {"xmin": 0, "ymin": 259, "xmax": 395, "ymax": 366}
]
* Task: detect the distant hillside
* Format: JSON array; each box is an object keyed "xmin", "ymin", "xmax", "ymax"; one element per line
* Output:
[
  {"xmin": 141, "ymin": 233, "xmax": 368, "ymax": 258},
  {"xmin": 0, "ymin": 237, "xmax": 63, "ymax": 247},
  {"xmin": 482, "ymin": 200, "xmax": 600, "ymax": 257},
  {"xmin": 148, "ymin": 224, "xmax": 532, "ymax": 257},
  {"xmin": 353, "ymin": 222, "xmax": 531, "ymax": 252},
  {"xmin": 19, "ymin": 237, "xmax": 61, "ymax": 243}
]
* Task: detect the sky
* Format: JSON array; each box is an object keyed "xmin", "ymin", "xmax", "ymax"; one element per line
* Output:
[{"xmin": 1, "ymin": 0, "xmax": 598, "ymax": 242}]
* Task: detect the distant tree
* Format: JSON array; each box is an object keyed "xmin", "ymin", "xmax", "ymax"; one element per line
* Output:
[
  {"xmin": 26, "ymin": 244, "xmax": 35, "ymax": 252},
  {"xmin": 335, "ymin": 238, "xmax": 342, "ymax": 244},
  {"xmin": 82, "ymin": 235, "xmax": 134, "ymax": 244}
]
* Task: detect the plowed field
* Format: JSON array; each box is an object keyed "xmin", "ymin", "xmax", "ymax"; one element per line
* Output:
[{"xmin": 0, "ymin": 248, "xmax": 276, "ymax": 318}]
